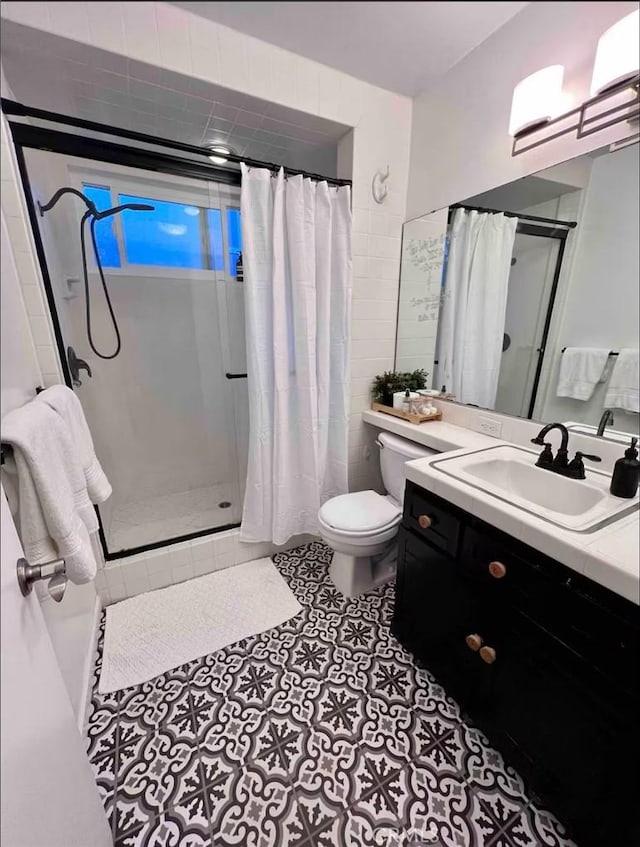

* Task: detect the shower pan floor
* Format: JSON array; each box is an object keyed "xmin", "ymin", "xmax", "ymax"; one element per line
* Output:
[{"xmin": 105, "ymin": 482, "xmax": 241, "ymax": 552}]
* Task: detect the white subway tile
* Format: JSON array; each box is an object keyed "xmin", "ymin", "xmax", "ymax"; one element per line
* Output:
[
  {"xmin": 145, "ymin": 549, "xmax": 172, "ymax": 574},
  {"xmin": 190, "ymin": 537, "xmax": 216, "ymax": 562},
  {"xmin": 105, "ymin": 565, "xmax": 125, "ymax": 591},
  {"xmin": 148, "ymin": 570, "xmax": 172, "ymax": 591},
  {"xmin": 48, "ymin": 1, "xmax": 91, "ymax": 42},
  {"xmin": 86, "ymin": 2, "xmax": 125, "ymax": 54},
  {"xmin": 4, "ymin": 216, "xmax": 30, "ymax": 253},
  {"xmin": 1, "ymin": 178, "xmax": 22, "ymax": 218},
  {"xmin": 193, "ymin": 558, "xmax": 217, "ymax": 578},
  {"xmin": 28, "ymin": 315, "xmax": 54, "ymax": 346},
  {"xmin": 36, "ymin": 345, "xmax": 60, "ymax": 375},
  {"xmin": 171, "ymin": 563, "xmax": 195, "ymax": 584},
  {"xmin": 218, "ymin": 27, "xmax": 249, "ymax": 92},
  {"xmin": 108, "ymin": 584, "xmax": 125, "ymax": 604},
  {"xmin": 124, "ymin": 2, "xmax": 160, "ymax": 65},
  {"xmin": 12, "ymin": 251, "xmax": 39, "ymax": 288},
  {"xmin": 1, "ymin": 1, "xmax": 52, "ymax": 27}
]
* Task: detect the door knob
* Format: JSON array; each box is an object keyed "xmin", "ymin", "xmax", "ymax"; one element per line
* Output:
[
  {"xmin": 479, "ymin": 646, "xmax": 496, "ymax": 664},
  {"xmin": 466, "ymin": 633, "xmax": 483, "ymax": 651},
  {"xmin": 16, "ymin": 557, "xmax": 67, "ymax": 602},
  {"xmin": 418, "ymin": 514, "xmax": 433, "ymax": 529},
  {"xmin": 488, "ymin": 561, "xmax": 507, "ymax": 578}
]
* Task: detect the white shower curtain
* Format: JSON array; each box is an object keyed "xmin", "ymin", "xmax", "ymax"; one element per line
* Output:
[
  {"xmin": 239, "ymin": 165, "xmax": 352, "ymax": 544},
  {"xmin": 436, "ymin": 209, "xmax": 517, "ymax": 408}
]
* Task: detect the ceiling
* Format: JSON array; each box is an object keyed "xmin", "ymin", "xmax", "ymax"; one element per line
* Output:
[
  {"xmin": 174, "ymin": 1, "xmax": 529, "ymax": 96},
  {"xmin": 1, "ymin": 22, "xmax": 348, "ymax": 176}
]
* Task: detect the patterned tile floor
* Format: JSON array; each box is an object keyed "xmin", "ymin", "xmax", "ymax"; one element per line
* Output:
[{"xmin": 86, "ymin": 542, "xmax": 576, "ymax": 847}]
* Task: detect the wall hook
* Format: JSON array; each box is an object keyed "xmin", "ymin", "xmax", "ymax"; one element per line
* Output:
[{"xmin": 372, "ymin": 166, "xmax": 390, "ymax": 204}]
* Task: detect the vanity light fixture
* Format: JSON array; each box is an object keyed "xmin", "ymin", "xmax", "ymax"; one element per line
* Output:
[
  {"xmin": 591, "ymin": 9, "xmax": 639, "ymax": 96},
  {"xmin": 208, "ymin": 144, "xmax": 233, "ymax": 165},
  {"xmin": 510, "ymin": 10, "xmax": 639, "ymax": 156},
  {"xmin": 508, "ymin": 65, "xmax": 565, "ymax": 137}
]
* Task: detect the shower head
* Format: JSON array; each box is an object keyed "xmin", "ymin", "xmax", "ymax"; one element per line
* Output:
[
  {"xmin": 38, "ymin": 186, "xmax": 156, "ymax": 362},
  {"xmin": 94, "ymin": 203, "xmax": 155, "ymax": 220}
]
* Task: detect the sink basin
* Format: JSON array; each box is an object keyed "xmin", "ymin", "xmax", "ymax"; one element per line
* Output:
[{"xmin": 432, "ymin": 445, "xmax": 639, "ymax": 532}]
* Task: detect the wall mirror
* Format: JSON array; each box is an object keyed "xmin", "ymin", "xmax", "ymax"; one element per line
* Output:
[{"xmin": 396, "ymin": 141, "xmax": 639, "ymax": 443}]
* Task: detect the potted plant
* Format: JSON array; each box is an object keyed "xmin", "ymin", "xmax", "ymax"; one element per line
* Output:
[{"xmin": 372, "ymin": 369, "xmax": 429, "ymax": 407}]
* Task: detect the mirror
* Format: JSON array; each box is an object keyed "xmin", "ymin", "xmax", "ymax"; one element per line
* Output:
[{"xmin": 396, "ymin": 142, "xmax": 640, "ymax": 444}]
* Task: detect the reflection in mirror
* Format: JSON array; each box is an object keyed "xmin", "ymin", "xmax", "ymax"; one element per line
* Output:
[{"xmin": 396, "ymin": 142, "xmax": 639, "ymax": 443}]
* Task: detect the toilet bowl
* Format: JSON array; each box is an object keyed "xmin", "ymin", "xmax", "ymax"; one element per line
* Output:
[{"xmin": 318, "ymin": 432, "xmax": 438, "ymax": 596}]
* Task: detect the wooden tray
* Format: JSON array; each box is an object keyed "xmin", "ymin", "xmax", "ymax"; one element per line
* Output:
[{"xmin": 371, "ymin": 402, "xmax": 442, "ymax": 425}]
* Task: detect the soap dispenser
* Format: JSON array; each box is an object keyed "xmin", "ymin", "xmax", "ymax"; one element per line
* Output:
[{"xmin": 610, "ymin": 437, "xmax": 640, "ymax": 498}]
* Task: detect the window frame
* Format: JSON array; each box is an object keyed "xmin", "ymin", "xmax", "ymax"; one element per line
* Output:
[{"xmin": 70, "ymin": 165, "xmax": 241, "ymax": 282}]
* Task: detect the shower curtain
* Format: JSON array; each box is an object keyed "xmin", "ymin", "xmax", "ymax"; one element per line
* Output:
[
  {"xmin": 239, "ymin": 165, "xmax": 352, "ymax": 544},
  {"xmin": 436, "ymin": 208, "xmax": 517, "ymax": 408}
]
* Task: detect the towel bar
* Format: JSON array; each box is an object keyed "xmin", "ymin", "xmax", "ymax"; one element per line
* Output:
[{"xmin": 561, "ymin": 348, "xmax": 618, "ymax": 356}]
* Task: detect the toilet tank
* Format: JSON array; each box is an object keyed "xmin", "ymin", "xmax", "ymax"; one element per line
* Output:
[{"xmin": 378, "ymin": 432, "xmax": 438, "ymax": 504}]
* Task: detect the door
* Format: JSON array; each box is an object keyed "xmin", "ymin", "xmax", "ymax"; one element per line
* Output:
[
  {"xmin": 0, "ymin": 488, "xmax": 111, "ymax": 847},
  {"xmin": 21, "ymin": 146, "xmax": 248, "ymax": 557}
]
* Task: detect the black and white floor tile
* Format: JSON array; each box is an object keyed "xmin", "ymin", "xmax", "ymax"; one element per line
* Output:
[{"xmin": 87, "ymin": 541, "xmax": 577, "ymax": 847}]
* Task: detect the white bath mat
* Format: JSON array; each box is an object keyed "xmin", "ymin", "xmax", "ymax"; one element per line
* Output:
[{"xmin": 99, "ymin": 557, "xmax": 302, "ymax": 694}]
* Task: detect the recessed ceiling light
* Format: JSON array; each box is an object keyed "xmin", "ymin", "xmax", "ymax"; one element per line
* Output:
[{"xmin": 208, "ymin": 144, "xmax": 233, "ymax": 165}]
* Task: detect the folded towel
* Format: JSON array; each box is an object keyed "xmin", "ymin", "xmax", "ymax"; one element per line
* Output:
[
  {"xmin": 556, "ymin": 347, "xmax": 611, "ymax": 400},
  {"xmin": 604, "ymin": 349, "xmax": 639, "ymax": 413},
  {"xmin": 1, "ymin": 402, "xmax": 98, "ymax": 584},
  {"xmin": 36, "ymin": 384, "xmax": 112, "ymax": 503}
]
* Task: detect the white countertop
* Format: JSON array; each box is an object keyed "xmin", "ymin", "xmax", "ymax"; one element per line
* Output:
[
  {"xmin": 363, "ymin": 409, "xmax": 640, "ymax": 604},
  {"xmin": 363, "ymin": 410, "xmax": 496, "ymax": 451}
]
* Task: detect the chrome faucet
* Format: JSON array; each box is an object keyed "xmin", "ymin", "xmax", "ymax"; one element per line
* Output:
[
  {"xmin": 531, "ymin": 422, "xmax": 601, "ymax": 479},
  {"xmin": 596, "ymin": 409, "xmax": 615, "ymax": 437}
]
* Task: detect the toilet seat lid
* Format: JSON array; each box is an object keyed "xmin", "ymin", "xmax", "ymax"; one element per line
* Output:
[{"xmin": 319, "ymin": 490, "xmax": 401, "ymax": 533}]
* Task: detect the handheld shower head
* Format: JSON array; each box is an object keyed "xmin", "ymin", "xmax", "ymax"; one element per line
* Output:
[
  {"xmin": 38, "ymin": 186, "xmax": 156, "ymax": 360},
  {"xmin": 94, "ymin": 203, "xmax": 155, "ymax": 219}
]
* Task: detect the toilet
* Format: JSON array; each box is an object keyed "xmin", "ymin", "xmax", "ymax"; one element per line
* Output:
[{"xmin": 318, "ymin": 432, "xmax": 438, "ymax": 596}]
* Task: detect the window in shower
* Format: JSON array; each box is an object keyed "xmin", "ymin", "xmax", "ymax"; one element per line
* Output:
[
  {"xmin": 82, "ymin": 182, "xmax": 242, "ymax": 276},
  {"xmin": 22, "ymin": 149, "xmax": 248, "ymax": 558}
]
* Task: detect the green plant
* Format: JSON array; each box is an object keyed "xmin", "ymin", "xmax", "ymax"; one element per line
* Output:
[{"xmin": 372, "ymin": 369, "xmax": 429, "ymax": 404}]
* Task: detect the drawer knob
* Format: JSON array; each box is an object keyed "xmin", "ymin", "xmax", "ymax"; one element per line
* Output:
[
  {"xmin": 479, "ymin": 646, "xmax": 496, "ymax": 664},
  {"xmin": 488, "ymin": 561, "xmax": 507, "ymax": 579},
  {"xmin": 418, "ymin": 514, "xmax": 433, "ymax": 529},
  {"xmin": 465, "ymin": 633, "xmax": 483, "ymax": 651}
]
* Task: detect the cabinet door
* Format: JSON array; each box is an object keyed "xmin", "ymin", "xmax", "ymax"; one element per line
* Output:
[
  {"xmin": 394, "ymin": 528, "xmax": 492, "ymax": 711},
  {"xmin": 490, "ymin": 607, "xmax": 639, "ymax": 846}
]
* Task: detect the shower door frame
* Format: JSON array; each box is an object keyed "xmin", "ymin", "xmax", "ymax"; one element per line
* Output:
[
  {"xmin": 9, "ymin": 120, "xmax": 246, "ymax": 561},
  {"xmin": 512, "ymin": 221, "xmax": 569, "ymax": 420}
]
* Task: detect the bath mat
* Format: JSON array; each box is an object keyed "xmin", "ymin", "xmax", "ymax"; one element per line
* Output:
[{"xmin": 99, "ymin": 557, "xmax": 302, "ymax": 693}]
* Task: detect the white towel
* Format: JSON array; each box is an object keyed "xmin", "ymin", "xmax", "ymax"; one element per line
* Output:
[
  {"xmin": 604, "ymin": 349, "xmax": 639, "ymax": 413},
  {"xmin": 36, "ymin": 384, "xmax": 112, "ymax": 503},
  {"xmin": 1, "ymin": 402, "xmax": 98, "ymax": 584},
  {"xmin": 556, "ymin": 347, "xmax": 611, "ymax": 400}
]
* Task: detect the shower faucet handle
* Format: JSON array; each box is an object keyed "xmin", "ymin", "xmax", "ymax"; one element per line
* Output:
[{"xmin": 67, "ymin": 346, "xmax": 92, "ymax": 386}]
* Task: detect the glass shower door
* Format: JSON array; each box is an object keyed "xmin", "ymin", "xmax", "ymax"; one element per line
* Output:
[
  {"xmin": 494, "ymin": 232, "xmax": 561, "ymax": 418},
  {"xmin": 23, "ymin": 147, "xmax": 248, "ymax": 556}
]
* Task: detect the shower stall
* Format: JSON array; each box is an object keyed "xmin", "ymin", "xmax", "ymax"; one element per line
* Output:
[{"xmin": 16, "ymin": 133, "xmax": 248, "ymax": 559}]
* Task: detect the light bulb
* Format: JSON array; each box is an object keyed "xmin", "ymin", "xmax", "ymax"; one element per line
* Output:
[
  {"xmin": 591, "ymin": 10, "xmax": 640, "ymax": 96},
  {"xmin": 509, "ymin": 65, "xmax": 565, "ymax": 137},
  {"xmin": 208, "ymin": 145, "xmax": 232, "ymax": 165}
]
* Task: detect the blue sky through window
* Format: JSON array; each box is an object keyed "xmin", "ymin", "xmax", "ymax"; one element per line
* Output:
[
  {"xmin": 227, "ymin": 208, "xmax": 242, "ymax": 277},
  {"xmin": 84, "ymin": 183, "xmax": 239, "ymax": 273},
  {"xmin": 118, "ymin": 194, "xmax": 204, "ymax": 268}
]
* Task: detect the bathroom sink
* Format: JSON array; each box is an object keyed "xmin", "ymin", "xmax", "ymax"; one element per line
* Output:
[{"xmin": 431, "ymin": 444, "xmax": 639, "ymax": 532}]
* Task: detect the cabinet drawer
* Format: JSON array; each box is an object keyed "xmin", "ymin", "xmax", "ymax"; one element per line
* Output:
[
  {"xmin": 403, "ymin": 482, "xmax": 462, "ymax": 556},
  {"xmin": 462, "ymin": 525, "xmax": 640, "ymax": 688}
]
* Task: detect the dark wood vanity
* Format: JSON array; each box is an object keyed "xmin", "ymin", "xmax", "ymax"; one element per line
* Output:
[{"xmin": 394, "ymin": 480, "xmax": 640, "ymax": 847}]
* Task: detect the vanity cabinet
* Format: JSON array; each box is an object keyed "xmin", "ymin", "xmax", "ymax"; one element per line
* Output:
[{"xmin": 394, "ymin": 481, "xmax": 640, "ymax": 847}]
